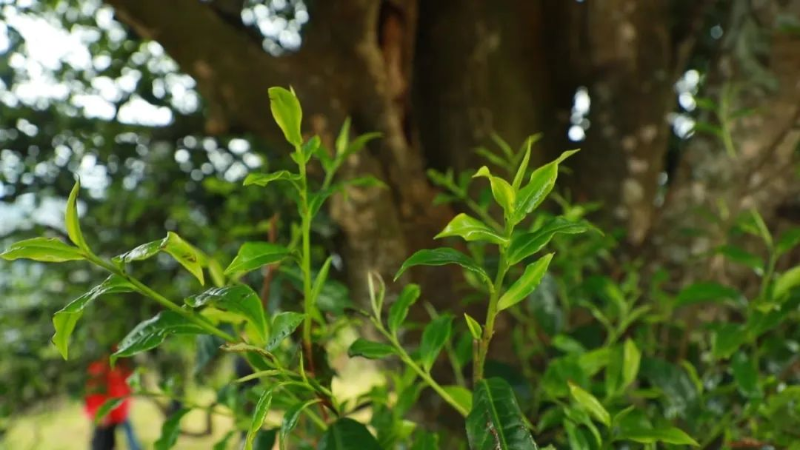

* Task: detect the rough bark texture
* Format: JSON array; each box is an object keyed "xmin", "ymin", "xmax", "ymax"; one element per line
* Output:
[
  {"xmin": 106, "ymin": 0, "xmax": 452, "ymax": 304},
  {"xmin": 103, "ymin": 0, "xmax": 800, "ymax": 347}
]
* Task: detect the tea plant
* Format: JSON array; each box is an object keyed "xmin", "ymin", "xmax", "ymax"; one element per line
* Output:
[{"xmin": 3, "ymin": 87, "xmax": 800, "ymax": 449}]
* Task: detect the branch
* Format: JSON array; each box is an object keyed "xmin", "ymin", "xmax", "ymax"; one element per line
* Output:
[{"xmin": 104, "ymin": 0, "xmax": 303, "ymax": 140}]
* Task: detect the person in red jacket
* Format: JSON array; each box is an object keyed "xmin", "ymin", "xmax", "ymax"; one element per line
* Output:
[{"xmin": 84, "ymin": 356, "xmax": 133, "ymax": 450}]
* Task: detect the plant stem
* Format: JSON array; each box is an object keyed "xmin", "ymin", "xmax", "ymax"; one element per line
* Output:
[
  {"xmin": 295, "ymin": 147, "xmax": 317, "ymax": 367},
  {"xmin": 375, "ymin": 321, "xmax": 469, "ymax": 417},
  {"xmin": 89, "ymin": 255, "xmax": 235, "ymax": 342},
  {"xmin": 475, "ymin": 221, "xmax": 513, "ymax": 381}
]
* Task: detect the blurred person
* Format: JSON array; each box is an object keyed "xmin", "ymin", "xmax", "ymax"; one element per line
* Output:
[{"xmin": 84, "ymin": 353, "xmax": 140, "ymax": 450}]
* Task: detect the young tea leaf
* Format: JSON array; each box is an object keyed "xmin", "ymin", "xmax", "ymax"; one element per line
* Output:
[
  {"xmin": 93, "ymin": 397, "xmax": 124, "ymax": 425},
  {"xmin": 473, "ymin": 166, "xmax": 516, "ymax": 218},
  {"xmin": 120, "ymin": 243, "xmax": 165, "ymax": 270},
  {"xmin": 348, "ymin": 338, "xmax": 397, "ymax": 360},
  {"xmin": 280, "ymin": 399, "xmax": 322, "ymax": 450},
  {"xmin": 388, "ymin": 284, "xmax": 421, "ymax": 335},
  {"xmin": 507, "ymin": 218, "xmax": 588, "ymax": 265},
  {"xmin": 464, "ymin": 313, "xmax": 482, "ymax": 341},
  {"xmin": 112, "ymin": 311, "xmax": 205, "ymax": 363},
  {"xmin": 466, "ymin": 377, "xmax": 538, "ymax": 450},
  {"xmin": 443, "ymin": 385, "xmax": 473, "ymax": 412},
  {"xmin": 269, "ymin": 86, "xmax": 303, "ymax": 146},
  {"xmin": 224, "ymin": 242, "xmax": 291, "ymax": 276},
  {"xmin": 568, "ymin": 382, "xmax": 610, "ymax": 427},
  {"xmin": 161, "ymin": 231, "xmax": 205, "ymax": 285},
  {"xmin": 243, "ymin": 171, "xmax": 301, "ymax": 188},
  {"xmin": 186, "ymin": 284, "xmax": 267, "ymax": 343},
  {"xmin": 618, "ymin": 426, "xmax": 699, "ymax": 446},
  {"xmin": 0, "ymin": 237, "xmax": 84, "ymax": 263},
  {"xmin": 154, "ymin": 408, "xmax": 190, "ymax": 450},
  {"xmin": 318, "ymin": 418, "xmax": 382, "ymax": 450},
  {"xmin": 497, "ymin": 253, "xmax": 554, "ymax": 311},
  {"xmin": 395, "ymin": 248, "xmax": 490, "ymax": 285},
  {"xmin": 621, "ymin": 339, "xmax": 641, "ymax": 391},
  {"xmin": 435, "ymin": 213, "xmax": 507, "ymax": 245},
  {"xmin": 266, "ymin": 312, "xmax": 305, "ymax": 351},
  {"xmin": 65, "ymin": 178, "xmax": 89, "ymax": 251},
  {"xmin": 419, "ymin": 314, "xmax": 453, "ymax": 371},
  {"xmin": 54, "ymin": 275, "xmax": 135, "ymax": 359},
  {"xmin": 246, "ymin": 386, "xmax": 276, "ymax": 450},
  {"xmin": 513, "ymin": 149, "xmax": 579, "ymax": 224}
]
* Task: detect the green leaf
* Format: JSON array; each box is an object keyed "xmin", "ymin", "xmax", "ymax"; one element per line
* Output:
[
  {"xmin": 717, "ymin": 244, "xmax": 764, "ymax": 275},
  {"xmin": 675, "ymin": 282, "xmax": 743, "ymax": 308},
  {"xmin": 435, "ymin": 213, "xmax": 507, "ymax": 245},
  {"xmin": 335, "ymin": 117, "xmax": 351, "ymax": 155},
  {"xmin": 113, "ymin": 240, "xmax": 162, "ymax": 264},
  {"xmin": 731, "ymin": 351, "xmax": 762, "ymax": 399},
  {"xmin": 388, "ymin": 284, "xmax": 421, "ymax": 335},
  {"xmin": 348, "ymin": 338, "xmax": 397, "ymax": 359},
  {"xmin": 0, "ymin": 237, "xmax": 84, "ymax": 262},
  {"xmin": 466, "ymin": 377, "xmax": 538, "ymax": 450},
  {"xmin": 473, "ymin": 166, "xmax": 516, "ymax": 217},
  {"xmin": 395, "ymin": 248, "xmax": 490, "ymax": 284},
  {"xmin": 367, "ymin": 271, "xmax": 386, "ymax": 320},
  {"xmin": 777, "ymin": 227, "xmax": 800, "ymax": 256},
  {"xmin": 93, "ymin": 397, "xmax": 124, "ymax": 424},
  {"xmin": 568, "ymin": 382, "xmax": 610, "ymax": 427},
  {"xmin": 301, "ymin": 135, "xmax": 321, "ymax": 163},
  {"xmin": 154, "ymin": 408, "xmax": 190, "ymax": 450},
  {"xmin": 161, "ymin": 232, "xmax": 205, "ymax": 285},
  {"xmin": 266, "ymin": 312, "xmax": 305, "ymax": 351},
  {"xmin": 419, "ymin": 314, "xmax": 453, "ymax": 371},
  {"xmin": 490, "ymin": 133, "xmax": 515, "ymax": 159},
  {"xmin": 622, "ymin": 339, "xmax": 641, "ymax": 390},
  {"xmin": 340, "ymin": 132, "xmax": 382, "ymax": 161},
  {"xmin": 464, "ymin": 313, "xmax": 482, "ymax": 340},
  {"xmin": 563, "ymin": 420, "xmax": 591, "ymax": 450},
  {"xmin": 246, "ymin": 386, "xmax": 276, "ymax": 450},
  {"xmin": 775, "ymin": 266, "xmax": 800, "ymax": 299},
  {"xmin": 497, "ymin": 253, "xmax": 554, "ymax": 311},
  {"xmin": 411, "ymin": 431, "xmax": 439, "ymax": 450},
  {"xmin": 739, "ymin": 209, "xmax": 772, "ymax": 248},
  {"xmin": 513, "ymin": 149, "xmax": 579, "ymax": 224},
  {"xmin": 66, "ymin": 178, "xmax": 89, "ymax": 251},
  {"xmin": 475, "ymin": 146, "xmax": 513, "ymax": 172},
  {"xmin": 507, "ymin": 218, "xmax": 588, "ymax": 265},
  {"xmin": 511, "ymin": 136, "xmax": 534, "ymax": 190},
  {"xmin": 53, "ymin": 275, "xmax": 135, "ymax": 359},
  {"xmin": 113, "ymin": 233, "xmax": 206, "ymax": 285},
  {"xmin": 318, "ymin": 418, "xmax": 382, "ymax": 450},
  {"xmin": 309, "ymin": 256, "xmax": 334, "ymax": 308},
  {"xmin": 253, "ymin": 430, "xmax": 278, "ymax": 450},
  {"xmin": 443, "ymin": 385, "xmax": 473, "ymax": 411},
  {"xmin": 186, "ymin": 285, "xmax": 267, "ymax": 343},
  {"xmin": 224, "ymin": 242, "xmax": 291, "ymax": 276},
  {"xmin": 112, "ymin": 311, "xmax": 205, "ymax": 363},
  {"xmin": 269, "ymin": 86, "xmax": 303, "ymax": 146},
  {"xmin": 543, "ymin": 357, "xmax": 587, "ymax": 398},
  {"xmin": 280, "ymin": 399, "xmax": 321, "ymax": 450},
  {"xmin": 243, "ymin": 171, "xmax": 301, "ymax": 188},
  {"xmin": 712, "ymin": 323, "xmax": 746, "ymax": 359},
  {"xmin": 618, "ymin": 426, "xmax": 698, "ymax": 446}
]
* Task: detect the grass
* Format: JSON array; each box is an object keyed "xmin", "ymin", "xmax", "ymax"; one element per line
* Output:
[
  {"xmin": 3, "ymin": 396, "xmax": 233, "ymax": 450},
  {"xmin": 3, "ymin": 339, "xmax": 382, "ymax": 450}
]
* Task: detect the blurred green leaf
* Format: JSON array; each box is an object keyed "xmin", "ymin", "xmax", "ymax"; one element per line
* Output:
[{"xmin": 0, "ymin": 237, "xmax": 84, "ymax": 263}]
